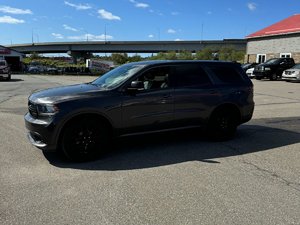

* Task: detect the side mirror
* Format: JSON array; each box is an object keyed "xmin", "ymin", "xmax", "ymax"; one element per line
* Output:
[
  {"xmin": 131, "ymin": 81, "xmax": 144, "ymax": 89},
  {"xmin": 126, "ymin": 81, "xmax": 144, "ymax": 94}
]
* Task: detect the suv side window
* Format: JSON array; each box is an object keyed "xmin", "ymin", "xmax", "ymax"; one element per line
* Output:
[
  {"xmin": 174, "ymin": 64, "xmax": 212, "ymax": 88},
  {"xmin": 135, "ymin": 66, "xmax": 171, "ymax": 91},
  {"xmin": 206, "ymin": 64, "xmax": 244, "ymax": 85}
]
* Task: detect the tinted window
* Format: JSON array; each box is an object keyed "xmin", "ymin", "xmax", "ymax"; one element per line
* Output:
[
  {"xmin": 135, "ymin": 66, "xmax": 171, "ymax": 90},
  {"xmin": 175, "ymin": 64, "xmax": 212, "ymax": 88},
  {"xmin": 206, "ymin": 65, "xmax": 244, "ymax": 84}
]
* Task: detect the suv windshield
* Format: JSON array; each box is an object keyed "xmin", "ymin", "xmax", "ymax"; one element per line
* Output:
[
  {"xmin": 91, "ymin": 64, "xmax": 146, "ymax": 89},
  {"xmin": 264, "ymin": 58, "xmax": 281, "ymax": 65}
]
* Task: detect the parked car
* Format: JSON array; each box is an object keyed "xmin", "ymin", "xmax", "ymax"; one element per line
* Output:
[
  {"xmin": 246, "ymin": 67, "xmax": 255, "ymax": 78},
  {"xmin": 25, "ymin": 60, "xmax": 255, "ymax": 161},
  {"xmin": 282, "ymin": 64, "xmax": 300, "ymax": 82},
  {"xmin": 28, "ymin": 66, "xmax": 42, "ymax": 74},
  {"xmin": 0, "ymin": 59, "xmax": 11, "ymax": 81},
  {"xmin": 253, "ymin": 58, "xmax": 295, "ymax": 80},
  {"xmin": 241, "ymin": 63, "xmax": 257, "ymax": 72},
  {"xmin": 46, "ymin": 67, "xmax": 62, "ymax": 75}
]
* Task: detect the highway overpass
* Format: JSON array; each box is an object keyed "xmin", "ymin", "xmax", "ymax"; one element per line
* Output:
[{"xmin": 7, "ymin": 39, "xmax": 246, "ymax": 55}]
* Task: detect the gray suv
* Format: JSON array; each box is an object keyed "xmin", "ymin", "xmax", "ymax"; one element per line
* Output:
[{"xmin": 25, "ymin": 60, "xmax": 254, "ymax": 161}]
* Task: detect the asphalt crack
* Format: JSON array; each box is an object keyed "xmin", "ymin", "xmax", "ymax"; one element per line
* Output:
[
  {"xmin": 242, "ymin": 160, "xmax": 300, "ymax": 193},
  {"xmin": 223, "ymin": 143, "xmax": 300, "ymax": 194}
]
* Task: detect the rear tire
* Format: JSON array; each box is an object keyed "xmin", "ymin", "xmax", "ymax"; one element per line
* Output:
[
  {"xmin": 208, "ymin": 109, "xmax": 237, "ymax": 141},
  {"xmin": 61, "ymin": 117, "xmax": 110, "ymax": 161}
]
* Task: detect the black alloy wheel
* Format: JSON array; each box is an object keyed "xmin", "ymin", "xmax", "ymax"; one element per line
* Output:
[
  {"xmin": 208, "ymin": 109, "xmax": 237, "ymax": 141},
  {"xmin": 61, "ymin": 118, "xmax": 109, "ymax": 161}
]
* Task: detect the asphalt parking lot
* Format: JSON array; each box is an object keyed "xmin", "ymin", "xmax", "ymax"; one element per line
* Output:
[{"xmin": 1, "ymin": 74, "xmax": 300, "ymax": 225}]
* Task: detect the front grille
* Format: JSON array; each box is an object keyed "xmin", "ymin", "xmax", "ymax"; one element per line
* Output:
[
  {"xmin": 28, "ymin": 102, "xmax": 38, "ymax": 118},
  {"xmin": 254, "ymin": 66, "xmax": 263, "ymax": 72}
]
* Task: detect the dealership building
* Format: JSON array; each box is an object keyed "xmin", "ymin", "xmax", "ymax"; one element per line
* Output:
[
  {"xmin": 0, "ymin": 45, "xmax": 24, "ymax": 72},
  {"xmin": 245, "ymin": 14, "xmax": 300, "ymax": 64}
]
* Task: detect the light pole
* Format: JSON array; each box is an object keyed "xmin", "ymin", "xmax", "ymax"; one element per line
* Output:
[
  {"xmin": 35, "ymin": 34, "xmax": 39, "ymax": 43},
  {"xmin": 83, "ymin": 29, "xmax": 89, "ymax": 42},
  {"xmin": 104, "ymin": 24, "xmax": 107, "ymax": 43},
  {"xmin": 31, "ymin": 28, "xmax": 39, "ymax": 44}
]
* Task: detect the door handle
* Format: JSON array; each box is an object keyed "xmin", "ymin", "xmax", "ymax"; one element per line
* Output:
[{"xmin": 162, "ymin": 94, "xmax": 172, "ymax": 99}]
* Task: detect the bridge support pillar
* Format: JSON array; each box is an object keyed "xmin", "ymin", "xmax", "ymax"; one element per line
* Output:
[{"xmin": 67, "ymin": 51, "xmax": 92, "ymax": 64}]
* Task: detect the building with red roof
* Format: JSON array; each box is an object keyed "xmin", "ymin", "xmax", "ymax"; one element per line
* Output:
[{"xmin": 245, "ymin": 14, "xmax": 300, "ymax": 63}]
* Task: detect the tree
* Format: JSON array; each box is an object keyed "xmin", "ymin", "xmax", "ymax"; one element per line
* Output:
[
  {"xmin": 177, "ymin": 51, "xmax": 193, "ymax": 60},
  {"xmin": 29, "ymin": 52, "xmax": 41, "ymax": 60},
  {"xmin": 195, "ymin": 48, "xmax": 214, "ymax": 60},
  {"xmin": 111, "ymin": 53, "xmax": 128, "ymax": 64}
]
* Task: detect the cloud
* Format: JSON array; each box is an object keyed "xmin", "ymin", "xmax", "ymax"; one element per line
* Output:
[
  {"xmin": 136, "ymin": 3, "xmax": 149, "ymax": 8},
  {"xmin": 175, "ymin": 39, "xmax": 182, "ymax": 41},
  {"xmin": 129, "ymin": 0, "xmax": 149, "ymax": 8},
  {"xmin": 167, "ymin": 29, "xmax": 176, "ymax": 34},
  {"xmin": 98, "ymin": 9, "xmax": 121, "ymax": 20},
  {"xmin": 68, "ymin": 34, "xmax": 113, "ymax": 41},
  {"xmin": 207, "ymin": 11, "xmax": 212, "ymax": 15},
  {"xmin": 64, "ymin": 1, "xmax": 91, "ymax": 10},
  {"xmin": 0, "ymin": 15, "xmax": 25, "ymax": 24},
  {"xmin": 247, "ymin": 2, "xmax": 257, "ymax": 11},
  {"xmin": 52, "ymin": 33, "xmax": 64, "ymax": 39},
  {"xmin": 0, "ymin": 6, "xmax": 32, "ymax": 14},
  {"xmin": 63, "ymin": 24, "xmax": 78, "ymax": 32},
  {"xmin": 148, "ymin": 34, "xmax": 154, "ymax": 38},
  {"xmin": 171, "ymin": 12, "xmax": 179, "ymax": 16}
]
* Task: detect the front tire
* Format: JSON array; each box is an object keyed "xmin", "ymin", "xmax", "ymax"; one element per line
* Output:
[
  {"xmin": 61, "ymin": 118, "xmax": 110, "ymax": 161},
  {"xmin": 208, "ymin": 109, "xmax": 237, "ymax": 141},
  {"xmin": 270, "ymin": 73, "xmax": 277, "ymax": 81}
]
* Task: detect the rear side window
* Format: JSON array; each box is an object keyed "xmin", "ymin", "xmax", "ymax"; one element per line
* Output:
[
  {"xmin": 206, "ymin": 65, "xmax": 244, "ymax": 84},
  {"xmin": 174, "ymin": 64, "xmax": 212, "ymax": 88}
]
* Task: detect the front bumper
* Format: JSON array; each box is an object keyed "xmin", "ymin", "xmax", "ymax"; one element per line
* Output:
[
  {"xmin": 0, "ymin": 73, "xmax": 9, "ymax": 79},
  {"xmin": 253, "ymin": 71, "xmax": 272, "ymax": 78},
  {"xmin": 282, "ymin": 75, "xmax": 300, "ymax": 81},
  {"xmin": 24, "ymin": 113, "xmax": 58, "ymax": 151}
]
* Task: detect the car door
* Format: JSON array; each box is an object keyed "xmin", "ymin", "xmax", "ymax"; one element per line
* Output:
[
  {"xmin": 172, "ymin": 63, "xmax": 220, "ymax": 127},
  {"xmin": 121, "ymin": 66, "xmax": 174, "ymax": 134}
]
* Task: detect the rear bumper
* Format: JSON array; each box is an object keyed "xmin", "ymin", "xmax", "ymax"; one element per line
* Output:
[{"xmin": 240, "ymin": 103, "xmax": 254, "ymax": 124}]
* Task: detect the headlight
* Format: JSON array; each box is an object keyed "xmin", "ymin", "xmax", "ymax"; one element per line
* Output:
[
  {"xmin": 264, "ymin": 67, "xmax": 271, "ymax": 71},
  {"xmin": 37, "ymin": 104, "xmax": 59, "ymax": 116}
]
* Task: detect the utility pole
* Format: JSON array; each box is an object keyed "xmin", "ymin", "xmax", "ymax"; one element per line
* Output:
[
  {"xmin": 31, "ymin": 29, "xmax": 34, "ymax": 44},
  {"xmin": 201, "ymin": 23, "xmax": 204, "ymax": 41}
]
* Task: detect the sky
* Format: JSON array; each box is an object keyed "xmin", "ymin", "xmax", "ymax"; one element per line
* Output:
[{"xmin": 0, "ymin": 0, "xmax": 300, "ymax": 45}]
